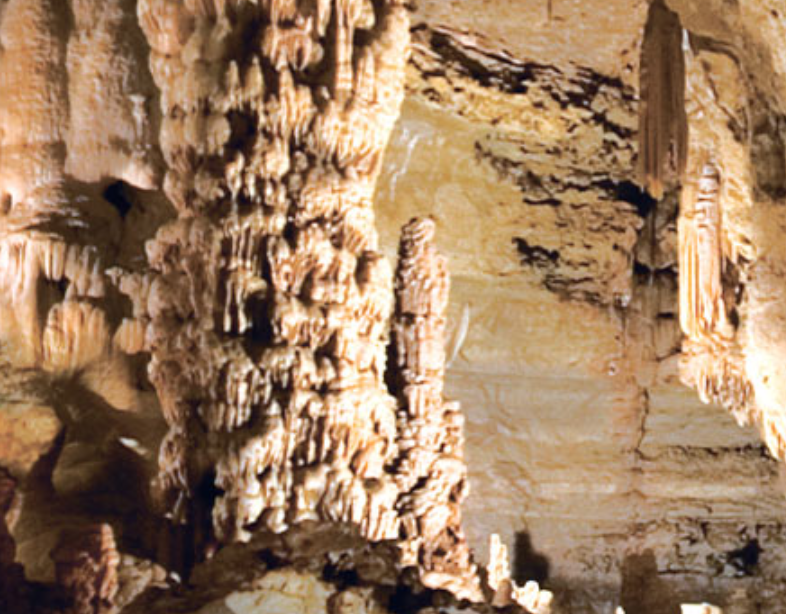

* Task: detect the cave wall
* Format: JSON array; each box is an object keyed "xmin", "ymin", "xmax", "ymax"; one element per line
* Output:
[
  {"xmin": 373, "ymin": 2, "xmax": 786, "ymax": 612},
  {"xmin": 2, "ymin": 1, "xmax": 786, "ymax": 613}
]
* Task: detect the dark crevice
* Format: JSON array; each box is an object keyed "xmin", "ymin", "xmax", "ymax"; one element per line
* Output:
[
  {"xmin": 599, "ymin": 180, "xmax": 658, "ymax": 219},
  {"xmin": 726, "ymin": 539, "xmax": 761, "ymax": 576},
  {"xmin": 423, "ymin": 28, "xmax": 541, "ymax": 94},
  {"xmin": 751, "ymin": 111, "xmax": 786, "ymax": 200},
  {"xmin": 103, "ymin": 181, "xmax": 134, "ymax": 219},
  {"xmin": 322, "ymin": 564, "xmax": 361, "ymax": 589},
  {"xmin": 513, "ymin": 532, "xmax": 551, "ymax": 586},
  {"xmin": 386, "ymin": 582, "xmax": 435, "ymax": 614},
  {"xmin": 513, "ymin": 238, "xmax": 559, "ymax": 269},
  {"xmin": 476, "ymin": 143, "xmax": 653, "ymax": 214}
]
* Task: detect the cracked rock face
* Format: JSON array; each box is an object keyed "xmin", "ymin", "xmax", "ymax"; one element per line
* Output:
[{"xmin": 3, "ymin": 1, "xmax": 786, "ymax": 614}]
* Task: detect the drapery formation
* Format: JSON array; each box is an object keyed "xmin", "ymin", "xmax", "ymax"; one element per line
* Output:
[
  {"xmin": 652, "ymin": 1, "xmax": 786, "ymax": 468},
  {"xmin": 0, "ymin": 0, "xmax": 156, "ymax": 407}
]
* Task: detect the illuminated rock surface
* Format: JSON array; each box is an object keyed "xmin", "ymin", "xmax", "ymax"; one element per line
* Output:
[{"xmin": 2, "ymin": 1, "xmax": 786, "ymax": 613}]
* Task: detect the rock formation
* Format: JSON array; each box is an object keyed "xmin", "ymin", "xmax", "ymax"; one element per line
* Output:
[
  {"xmin": 638, "ymin": 0, "xmax": 688, "ymax": 200},
  {"xmin": 51, "ymin": 524, "xmax": 120, "ymax": 614},
  {"xmin": 4, "ymin": 0, "xmax": 786, "ymax": 613},
  {"xmin": 674, "ymin": 0, "xmax": 786, "ymax": 472},
  {"xmin": 0, "ymin": 468, "xmax": 27, "ymax": 613},
  {"xmin": 3, "ymin": 0, "xmax": 550, "ymax": 611}
]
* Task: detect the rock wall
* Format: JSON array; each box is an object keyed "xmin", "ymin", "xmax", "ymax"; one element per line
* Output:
[
  {"xmin": 2, "ymin": 1, "xmax": 786, "ymax": 613},
  {"xmin": 374, "ymin": 2, "xmax": 786, "ymax": 612}
]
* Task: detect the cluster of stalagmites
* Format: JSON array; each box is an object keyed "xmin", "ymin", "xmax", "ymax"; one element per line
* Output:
[
  {"xmin": 51, "ymin": 524, "xmax": 120, "ymax": 614},
  {"xmin": 109, "ymin": 0, "xmax": 552, "ymax": 610},
  {"xmin": 0, "ymin": 0, "xmax": 551, "ymax": 610}
]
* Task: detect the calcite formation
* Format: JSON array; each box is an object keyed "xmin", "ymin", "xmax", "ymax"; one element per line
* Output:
[
  {"xmin": 486, "ymin": 534, "xmax": 552, "ymax": 614},
  {"xmin": 677, "ymin": 152, "xmax": 749, "ymax": 418},
  {"xmin": 0, "ymin": 468, "xmax": 26, "ymax": 613},
  {"xmin": 127, "ymin": 0, "xmax": 410, "ymax": 545},
  {"xmin": 121, "ymin": 0, "xmax": 545, "ymax": 607},
  {"xmin": 0, "ymin": 0, "xmax": 557, "ymax": 607},
  {"xmin": 637, "ymin": 0, "xmax": 687, "ymax": 200},
  {"xmin": 0, "ymin": 0, "xmax": 156, "ymax": 415},
  {"xmin": 673, "ymin": 19, "xmax": 780, "ymax": 462},
  {"xmin": 7, "ymin": 0, "xmax": 786, "ymax": 612},
  {"xmin": 51, "ymin": 524, "xmax": 120, "ymax": 614}
]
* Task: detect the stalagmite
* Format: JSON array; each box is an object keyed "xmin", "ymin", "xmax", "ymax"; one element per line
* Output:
[
  {"xmin": 95, "ymin": 1, "xmax": 549, "ymax": 608},
  {"xmin": 486, "ymin": 534, "xmax": 553, "ymax": 613},
  {"xmin": 9, "ymin": 0, "xmax": 767, "ymax": 610},
  {"xmin": 391, "ymin": 218, "xmax": 480, "ymax": 599},
  {"xmin": 51, "ymin": 524, "xmax": 120, "ymax": 614}
]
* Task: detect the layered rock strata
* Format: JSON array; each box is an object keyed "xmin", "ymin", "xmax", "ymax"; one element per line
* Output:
[{"xmin": 6, "ymin": 0, "xmax": 786, "ymax": 612}]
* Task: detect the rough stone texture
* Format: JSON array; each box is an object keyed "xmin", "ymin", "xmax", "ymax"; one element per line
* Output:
[
  {"xmin": 3, "ymin": 1, "xmax": 786, "ymax": 614},
  {"xmin": 373, "ymin": 5, "xmax": 786, "ymax": 612},
  {"xmin": 0, "ymin": 468, "xmax": 27, "ymax": 613},
  {"xmin": 2, "ymin": 0, "xmax": 549, "ymax": 612},
  {"xmin": 0, "ymin": 403, "xmax": 61, "ymax": 479},
  {"xmin": 51, "ymin": 524, "xmax": 120, "ymax": 614}
]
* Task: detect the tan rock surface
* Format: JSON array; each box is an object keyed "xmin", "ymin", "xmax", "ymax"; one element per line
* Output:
[
  {"xmin": 3, "ymin": 1, "xmax": 786, "ymax": 614},
  {"xmin": 0, "ymin": 403, "xmax": 61, "ymax": 479},
  {"xmin": 374, "ymin": 6, "xmax": 786, "ymax": 612}
]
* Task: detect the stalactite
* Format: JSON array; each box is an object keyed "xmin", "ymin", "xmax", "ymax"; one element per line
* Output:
[
  {"xmin": 0, "ymin": 0, "xmax": 548, "ymax": 610},
  {"xmin": 676, "ymin": 46, "xmax": 756, "ymax": 452},
  {"xmin": 5, "ymin": 0, "xmax": 786, "ymax": 611},
  {"xmin": 0, "ymin": 0, "xmax": 156, "ymax": 407},
  {"xmin": 637, "ymin": 0, "xmax": 687, "ymax": 200},
  {"xmin": 678, "ymin": 158, "xmax": 729, "ymax": 342}
]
